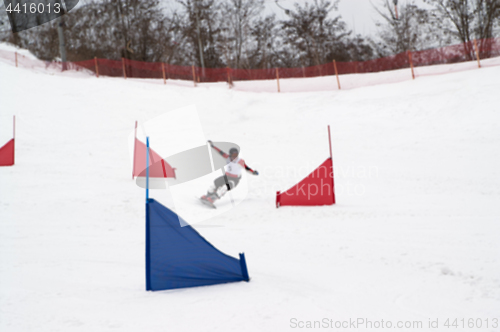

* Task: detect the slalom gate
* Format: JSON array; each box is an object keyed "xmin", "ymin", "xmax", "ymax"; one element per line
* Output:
[
  {"xmin": 143, "ymin": 137, "xmax": 250, "ymax": 291},
  {"xmin": 276, "ymin": 125, "xmax": 336, "ymax": 208},
  {"xmin": 0, "ymin": 116, "xmax": 15, "ymax": 167},
  {"xmin": 132, "ymin": 121, "xmax": 176, "ymax": 179}
]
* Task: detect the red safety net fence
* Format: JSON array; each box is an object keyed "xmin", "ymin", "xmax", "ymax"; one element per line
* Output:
[
  {"xmin": 1, "ymin": 37, "xmax": 499, "ymax": 87},
  {"xmin": 412, "ymin": 38, "xmax": 500, "ymax": 67},
  {"xmin": 0, "ymin": 48, "xmax": 93, "ymax": 73},
  {"xmin": 69, "ymin": 51, "xmax": 413, "ymax": 82}
]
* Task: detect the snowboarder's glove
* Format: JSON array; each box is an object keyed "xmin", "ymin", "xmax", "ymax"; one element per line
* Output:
[
  {"xmin": 253, "ymin": 170, "xmax": 259, "ymax": 175},
  {"xmin": 207, "ymin": 140, "xmax": 214, "ymax": 147}
]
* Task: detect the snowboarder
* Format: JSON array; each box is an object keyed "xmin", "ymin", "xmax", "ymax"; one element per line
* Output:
[{"xmin": 200, "ymin": 140, "xmax": 259, "ymax": 208}]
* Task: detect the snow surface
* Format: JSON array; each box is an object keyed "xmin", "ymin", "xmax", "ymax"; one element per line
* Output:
[{"xmin": 1, "ymin": 47, "xmax": 500, "ymax": 331}]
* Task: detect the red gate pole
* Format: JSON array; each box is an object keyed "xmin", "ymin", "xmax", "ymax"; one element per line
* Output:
[
  {"xmin": 328, "ymin": 125, "xmax": 333, "ymax": 160},
  {"xmin": 94, "ymin": 57, "xmax": 99, "ymax": 78},
  {"xmin": 473, "ymin": 39, "xmax": 481, "ymax": 68},
  {"xmin": 333, "ymin": 60, "xmax": 341, "ymax": 90},
  {"xmin": 327, "ymin": 125, "xmax": 335, "ymax": 204},
  {"xmin": 132, "ymin": 121, "xmax": 137, "ymax": 179},
  {"xmin": 13, "ymin": 115, "xmax": 16, "ymax": 164},
  {"xmin": 276, "ymin": 68, "xmax": 280, "ymax": 93}
]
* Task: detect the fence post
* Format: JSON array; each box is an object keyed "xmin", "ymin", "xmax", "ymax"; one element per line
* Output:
[
  {"xmin": 94, "ymin": 57, "xmax": 99, "ymax": 78},
  {"xmin": 301, "ymin": 66, "xmax": 305, "ymax": 78},
  {"xmin": 15, "ymin": 52, "xmax": 18, "ymax": 67},
  {"xmin": 276, "ymin": 68, "xmax": 280, "ymax": 93},
  {"xmin": 333, "ymin": 60, "xmax": 341, "ymax": 90},
  {"xmin": 473, "ymin": 39, "xmax": 481, "ymax": 68},
  {"xmin": 227, "ymin": 66, "xmax": 233, "ymax": 88},
  {"xmin": 408, "ymin": 51, "xmax": 415, "ymax": 80},
  {"xmin": 122, "ymin": 57, "xmax": 127, "ymax": 79},
  {"xmin": 162, "ymin": 63, "xmax": 166, "ymax": 84},
  {"xmin": 192, "ymin": 65, "xmax": 197, "ymax": 87}
]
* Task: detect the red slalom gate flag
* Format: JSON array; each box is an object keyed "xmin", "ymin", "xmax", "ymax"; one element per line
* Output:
[
  {"xmin": 133, "ymin": 138, "xmax": 176, "ymax": 178},
  {"xmin": 276, "ymin": 157, "xmax": 335, "ymax": 207},
  {"xmin": 276, "ymin": 125, "xmax": 336, "ymax": 208},
  {"xmin": 0, "ymin": 139, "xmax": 15, "ymax": 166}
]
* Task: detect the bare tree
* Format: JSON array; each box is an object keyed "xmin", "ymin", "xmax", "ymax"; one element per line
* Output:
[
  {"xmin": 474, "ymin": 0, "xmax": 500, "ymax": 56},
  {"xmin": 374, "ymin": 0, "xmax": 442, "ymax": 56},
  {"xmin": 5, "ymin": 0, "xmax": 179, "ymax": 63},
  {"xmin": 424, "ymin": 0, "xmax": 500, "ymax": 59},
  {"xmin": 280, "ymin": 0, "xmax": 351, "ymax": 67},
  {"xmin": 220, "ymin": 0, "xmax": 264, "ymax": 69},
  {"xmin": 177, "ymin": 0, "xmax": 224, "ymax": 68},
  {"xmin": 249, "ymin": 14, "xmax": 279, "ymax": 68}
]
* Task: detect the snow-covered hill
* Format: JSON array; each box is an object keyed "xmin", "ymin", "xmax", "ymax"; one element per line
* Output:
[{"xmin": 1, "ymin": 50, "xmax": 499, "ymax": 332}]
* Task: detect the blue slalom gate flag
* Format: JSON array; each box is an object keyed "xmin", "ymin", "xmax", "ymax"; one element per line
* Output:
[{"xmin": 145, "ymin": 199, "xmax": 249, "ymax": 291}]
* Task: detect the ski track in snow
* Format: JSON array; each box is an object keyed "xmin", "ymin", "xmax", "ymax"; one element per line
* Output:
[{"xmin": 1, "ymin": 44, "xmax": 500, "ymax": 331}]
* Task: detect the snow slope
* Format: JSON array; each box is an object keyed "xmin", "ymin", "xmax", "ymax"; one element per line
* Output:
[{"xmin": 1, "ymin": 51, "xmax": 499, "ymax": 332}]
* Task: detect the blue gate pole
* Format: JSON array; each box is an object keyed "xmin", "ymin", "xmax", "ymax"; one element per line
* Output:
[
  {"xmin": 145, "ymin": 136, "xmax": 151, "ymax": 290},
  {"xmin": 146, "ymin": 136, "xmax": 150, "ymax": 202}
]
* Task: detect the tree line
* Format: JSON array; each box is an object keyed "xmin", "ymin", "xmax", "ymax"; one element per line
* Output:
[{"xmin": 0, "ymin": 0, "xmax": 499, "ymax": 68}]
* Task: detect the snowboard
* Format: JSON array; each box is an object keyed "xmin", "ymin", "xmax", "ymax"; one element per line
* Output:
[{"xmin": 200, "ymin": 195, "xmax": 217, "ymax": 209}]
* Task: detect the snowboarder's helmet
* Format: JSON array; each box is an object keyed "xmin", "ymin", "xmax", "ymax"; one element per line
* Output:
[{"xmin": 229, "ymin": 147, "xmax": 239, "ymax": 160}]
